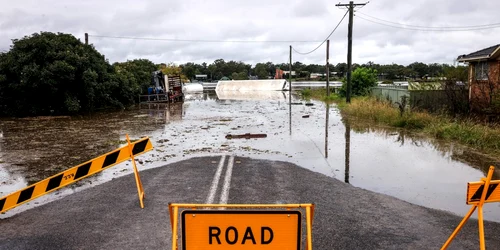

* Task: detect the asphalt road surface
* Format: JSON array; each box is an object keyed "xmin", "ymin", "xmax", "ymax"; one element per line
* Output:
[{"xmin": 1, "ymin": 155, "xmax": 500, "ymax": 249}]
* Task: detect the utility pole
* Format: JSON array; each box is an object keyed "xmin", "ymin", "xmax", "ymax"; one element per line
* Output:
[
  {"xmin": 85, "ymin": 33, "xmax": 89, "ymax": 45},
  {"xmin": 336, "ymin": 1, "xmax": 367, "ymax": 103},
  {"xmin": 326, "ymin": 39, "xmax": 330, "ymax": 96}
]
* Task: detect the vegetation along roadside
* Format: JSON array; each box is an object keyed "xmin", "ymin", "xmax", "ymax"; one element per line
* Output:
[{"xmin": 303, "ymin": 87, "xmax": 500, "ymax": 159}]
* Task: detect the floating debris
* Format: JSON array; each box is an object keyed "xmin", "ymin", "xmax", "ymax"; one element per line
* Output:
[{"xmin": 225, "ymin": 133, "xmax": 267, "ymax": 139}]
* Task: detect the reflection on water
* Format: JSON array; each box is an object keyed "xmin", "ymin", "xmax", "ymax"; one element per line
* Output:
[
  {"xmin": 325, "ymin": 103, "xmax": 329, "ymax": 159},
  {"xmin": 346, "ymin": 122, "xmax": 500, "ymax": 180},
  {"xmin": 1, "ymin": 91, "xmax": 500, "ymax": 222},
  {"xmin": 344, "ymin": 119, "xmax": 350, "ymax": 184}
]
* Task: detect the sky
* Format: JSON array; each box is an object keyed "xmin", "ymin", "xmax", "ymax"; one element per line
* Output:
[{"xmin": 0, "ymin": 0, "xmax": 499, "ymax": 66}]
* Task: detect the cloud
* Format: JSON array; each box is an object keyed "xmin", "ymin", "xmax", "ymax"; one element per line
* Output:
[{"xmin": 1, "ymin": 0, "xmax": 499, "ymax": 66}]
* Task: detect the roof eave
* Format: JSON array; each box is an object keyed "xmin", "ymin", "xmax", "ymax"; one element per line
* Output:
[
  {"xmin": 457, "ymin": 55, "xmax": 490, "ymax": 62},
  {"xmin": 491, "ymin": 46, "xmax": 500, "ymax": 59}
]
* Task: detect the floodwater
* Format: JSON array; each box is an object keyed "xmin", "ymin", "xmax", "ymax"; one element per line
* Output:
[{"xmin": 1, "ymin": 91, "xmax": 500, "ymax": 222}]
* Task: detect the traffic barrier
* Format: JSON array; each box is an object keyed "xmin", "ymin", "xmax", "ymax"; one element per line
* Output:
[
  {"xmin": 441, "ymin": 166, "xmax": 497, "ymax": 250},
  {"xmin": 0, "ymin": 135, "xmax": 153, "ymax": 214},
  {"xmin": 168, "ymin": 203, "xmax": 315, "ymax": 250}
]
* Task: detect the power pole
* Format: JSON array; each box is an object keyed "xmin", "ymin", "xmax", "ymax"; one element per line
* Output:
[
  {"xmin": 326, "ymin": 39, "xmax": 330, "ymax": 96},
  {"xmin": 85, "ymin": 33, "xmax": 88, "ymax": 45},
  {"xmin": 336, "ymin": 1, "xmax": 366, "ymax": 103}
]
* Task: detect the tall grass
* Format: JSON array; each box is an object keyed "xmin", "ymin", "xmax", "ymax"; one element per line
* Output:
[
  {"xmin": 339, "ymin": 97, "xmax": 500, "ymax": 155},
  {"xmin": 301, "ymin": 88, "xmax": 342, "ymax": 103}
]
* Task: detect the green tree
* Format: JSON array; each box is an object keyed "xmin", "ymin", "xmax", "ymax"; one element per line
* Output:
[
  {"xmin": 408, "ymin": 62, "xmax": 428, "ymax": 78},
  {"xmin": 254, "ymin": 63, "xmax": 268, "ymax": 79},
  {"xmin": 0, "ymin": 32, "xmax": 121, "ymax": 116},
  {"xmin": 113, "ymin": 59, "xmax": 157, "ymax": 94},
  {"xmin": 339, "ymin": 67, "xmax": 378, "ymax": 97}
]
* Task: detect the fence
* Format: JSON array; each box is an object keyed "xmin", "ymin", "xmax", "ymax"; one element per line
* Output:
[
  {"xmin": 371, "ymin": 86, "xmax": 409, "ymax": 104},
  {"xmin": 371, "ymin": 86, "xmax": 468, "ymax": 112}
]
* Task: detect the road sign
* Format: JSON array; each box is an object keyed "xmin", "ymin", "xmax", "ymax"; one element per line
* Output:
[
  {"xmin": 467, "ymin": 180, "xmax": 500, "ymax": 205},
  {"xmin": 181, "ymin": 210, "xmax": 301, "ymax": 250}
]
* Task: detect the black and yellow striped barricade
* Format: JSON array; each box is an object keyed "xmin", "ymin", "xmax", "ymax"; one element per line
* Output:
[
  {"xmin": 168, "ymin": 203, "xmax": 315, "ymax": 250},
  {"xmin": 0, "ymin": 135, "xmax": 153, "ymax": 214},
  {"xmin": 442, "ymin": 166, "xmax": 498, "ymax": 250}
]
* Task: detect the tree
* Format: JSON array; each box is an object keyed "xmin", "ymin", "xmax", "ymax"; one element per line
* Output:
[
  {"xmin": 335, "ymin": 63, "xmax": 347, "ymax": 77},
  {"xmin": 113, "ymin": 59, "xmax": 157, "ymax": 94},
  {"xmin": 254, "ymin": 63, "xmax": 268, "ymax": 79},
  {"xmin": 339, "ymin": 67, "xmax": 378, "ymax": 97},
  {"xmin": 0, "ymin": 32, "xmax": 121, "ymax": 116},
  {"xmin": 408, "ymin": 62, "xmax": 428, "ymax": 79},
  {"xmin": 159, "ymin": 63, "xmax": 188, "ymax": 82}
]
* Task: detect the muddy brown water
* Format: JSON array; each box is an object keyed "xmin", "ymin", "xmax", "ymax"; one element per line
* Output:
[{"xmin": 1, "ymin": 91, "xmax": 500, "ymax": 222}]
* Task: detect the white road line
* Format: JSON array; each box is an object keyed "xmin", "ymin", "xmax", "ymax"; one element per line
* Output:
[
  {"xmin": 219, "ymin": 155, "xmax": 235, "ymax": 205},
  {"xmin": 206, "ymin": 155, "xmax": 226, "ymax": 204}
]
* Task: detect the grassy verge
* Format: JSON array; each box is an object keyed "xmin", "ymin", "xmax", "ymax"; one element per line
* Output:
[
  {"xmin": 300, "ymin": 88, "xmax": 342, "ymax": 103},
  {"xmin": 338, "ymin": 96, "xmax": 500, "ymax": 155},
  {"xmin": 300, "ymin": 88, "xmax": 500, "ymax": 156}
]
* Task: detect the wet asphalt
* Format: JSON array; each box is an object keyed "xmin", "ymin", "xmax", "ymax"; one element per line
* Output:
[{"xmin": 1, "ymin": 156, "xmax": 500, "ymax": 250}]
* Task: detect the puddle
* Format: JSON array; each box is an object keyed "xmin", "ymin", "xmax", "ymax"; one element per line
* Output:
[{"xmin": 1, "ymin": 91, "xmax": 500, "ymax": 222}]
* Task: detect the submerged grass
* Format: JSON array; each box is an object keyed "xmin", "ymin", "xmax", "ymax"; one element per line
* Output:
[
  {"xmin": 301, "ymin": 88, "xmax": 343, "ymax": 103},
  {"xmin": 302, "ymin": 88, "xmax": 500, "ymax": 156},
  {"xmin": 338, "ymin": 96, "xmax": 500, "ymax": 155}
]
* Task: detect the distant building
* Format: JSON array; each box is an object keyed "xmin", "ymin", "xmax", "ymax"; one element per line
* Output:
[
  {"xmin": 195, "ymin": 74, "xmax": 207, "ymax": 81},
  {"xmin": 275, "ymin": 69, "xmax": 284, "ymax": 79},
  {"xmin": 310, "ymin": 73, "xmax": 325, "ymax": 79}
]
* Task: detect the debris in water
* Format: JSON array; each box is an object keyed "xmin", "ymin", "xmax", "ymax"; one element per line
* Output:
[{"xmin": 225, "ymin": 133, "xmax": 267, "ymax": 139}]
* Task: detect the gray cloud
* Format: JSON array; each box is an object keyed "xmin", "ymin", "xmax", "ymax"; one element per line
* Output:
[{"xmin": 1, "ymin": 0, "xmax": 499, "ymax": 66}]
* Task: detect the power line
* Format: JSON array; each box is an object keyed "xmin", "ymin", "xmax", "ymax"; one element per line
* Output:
[
  {"xmin": 357, "ymin": 11, "xmax": 500, "ymax": 29},
  {"xmin": 356, "ymin": 13, "xmax": 500, "ymax": 31},
  {"xmin": 87, "ymin": 34, "xmax": 322, "ymax": 43},
  {"xmin": 292, "ymin": 9, "xmax": 349, "ymax": 55}
]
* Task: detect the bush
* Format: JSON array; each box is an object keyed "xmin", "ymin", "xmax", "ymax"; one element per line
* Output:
[{"xmin": 339, "ymin": 67, "xmax": 378, "ymax": 97}]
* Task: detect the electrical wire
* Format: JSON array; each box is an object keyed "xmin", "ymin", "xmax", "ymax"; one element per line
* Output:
[
  {"xmin": 357, "ymin": 15, "xmax": 500, "ymax": 31},
  {"xmin": 356, "ymin": 12, "xmax": 500, "ymax": 31},
  {"xmin": 87, "ymin": 35, "xmax": 322, "ymax": 43},
  {"xmin": 292, "ymin": 9, "xmax": 349, "ymax": 55}
]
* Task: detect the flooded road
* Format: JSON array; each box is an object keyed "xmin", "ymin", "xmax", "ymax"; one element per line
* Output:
[{"xmin": 1, "ymin": 91, "xmax": 499, "ymax": 222}]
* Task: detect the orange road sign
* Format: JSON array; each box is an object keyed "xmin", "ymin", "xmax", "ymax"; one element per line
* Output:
[
  {"xmin": 0, "ymin": 136, "xmax": 153, "ymax": 214},
  {"xmin": 467, "ymin": 180, "xmax": 500, "ymax": 205},
  {"xmin": 169, "ymin": 203, "xmax": 314, "ymax": 250},
  {"xmin": 182, "ymin": 210, "xmax": 301, "ymax": 250}
]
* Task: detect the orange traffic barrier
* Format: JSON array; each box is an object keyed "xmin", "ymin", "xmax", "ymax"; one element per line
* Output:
[
  {"xmin": 0, "ymin": 135, "xmax": 153, "ymax": 213},
  {"xmin": 441, "ymin": 166, "xmax": 497, "ymax": 250}
]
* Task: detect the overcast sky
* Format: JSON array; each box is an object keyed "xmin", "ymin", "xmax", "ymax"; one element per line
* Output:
[{"xmin": 1, "ymin": 0, "xmax": 499, "ymax": 66}]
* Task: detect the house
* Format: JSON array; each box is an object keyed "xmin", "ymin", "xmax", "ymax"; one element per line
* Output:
[
  {"xmin": 195, "ymin": 74, "xmax": 207, "ymax": 81},
  {"xmin": 457, "ymin": 44, "xmax": 500, "ymax": 113},
  {"xmin": 275, "ymin": 69, "xmax": 284, "ymax": 79},
  {"xmin": 310, "ymin": 73, "xmax": 325, "ymax": 79}
]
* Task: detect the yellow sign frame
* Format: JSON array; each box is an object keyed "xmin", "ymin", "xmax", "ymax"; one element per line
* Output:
[
  {"xmin": 441, "ymin": 166, "xmax": 496, "ymax": 250},
  {"xmin": 168, "ymin": 203, "xmax": 315, "ymax": 250},
  {"xmin": 0, "ymin": 135, "xmax": 153, "ymax": 214}
]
